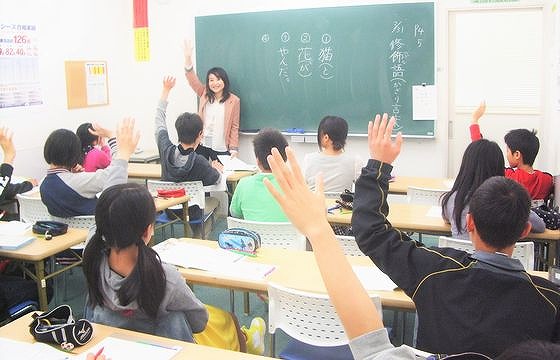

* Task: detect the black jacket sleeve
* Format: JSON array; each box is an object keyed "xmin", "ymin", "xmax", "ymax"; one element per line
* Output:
[
  {"xmin": 0, "ymin": 163, "xmax": 14, "ymax": 202},
  {"xmin": 351, "ymin": 159, "xmax": 470, "ymax": 297}
]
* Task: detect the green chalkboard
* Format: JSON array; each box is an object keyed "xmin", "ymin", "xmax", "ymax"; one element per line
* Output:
[{"xmin": 195, "ymin": 2, "xmax": 435, "ymax": 136}]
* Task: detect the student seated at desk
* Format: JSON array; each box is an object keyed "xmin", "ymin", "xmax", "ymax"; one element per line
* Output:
[
  {"xmin": 76, "ymin": 122, "xmax": 113, "ymax": 172},
  {"xmin": 82, "ymin": 183, "xmax": 207, "ymax": 341},
  {"xmin": 83, "ymin": 183, "xmax": 266, "ymax": 353},
  {"xmin": 470, "ymin": 101, "xmax": 553, "ymax": 201},
  {"xmin": 351, "ymin": 114, "xmax": 560, "ymax": 357},
  {"xmin": 40, "ymin": 119, "xmax": 138, "ymax": 217},
  {"xmin": 264, "ymin": 146, "xmax": 560, "ymax": 359},
  {"xmin": 155, "ymin": 76, "xmax": 224, "ymax": 235},
  {"xmin": 304, "ymin": 116, "xmax": 359, "ymax": 193},
  {"xmin": 441, "ymin": 139, "xmax": 544, "ymax": 240},
  {"xmin": 0, "ymin": 127, "xmax": 37, "ymax": 220},
  {"xmin": 230, "ymin": 128, "xmax": 288, "ymax": 222}
]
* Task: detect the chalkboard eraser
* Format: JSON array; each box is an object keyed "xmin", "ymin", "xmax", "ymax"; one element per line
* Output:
[
  {"xmin": 285, "ymin": 128, "xmax": 305, "ymax": 134},
  {"xmin": 241, "ymin": 129, "xmax": 260, "ymax": 133}
]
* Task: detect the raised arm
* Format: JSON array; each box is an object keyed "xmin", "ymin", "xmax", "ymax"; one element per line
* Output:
[
  {"xmin": 183, "ymin": 40, "xmax": 205, "ymax": 97},
  {"xmin": 264, "ymin": 147, "xmax": 383, "ymax": 340},
  {"xmin": 469, "ymin": 101, "xmax": 485, "ymax": 141},
  {"xmin": 0, "ymin": 126, "xmax": 15, "ymax": 165}
]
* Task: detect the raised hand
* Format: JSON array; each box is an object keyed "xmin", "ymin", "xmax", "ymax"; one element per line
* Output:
[
  {"xmin": 89, "ymin": 122, "xmax": 114, "ymax": 139},
  {"xmin": 0, "ymin": 126, "xmax": 15, "ymax": 164},
  {"xmin": 472, "ymin": 100, "xmax": 486, "ymax": 125},
  {"xmin": 183, "ymin": 39, "xmax": 194, "ymax": 68},
  {"xmin": 115, "ymin": 117, "xmax": 140, "ymax": 161},
  {"xmin": 264, "ymin": 147, "xmax": 330, "ymax": 241},
  {"xmin": 163, "ymin": 76, "xmax": 176, "ymax": 91},
  {"xmin": 367, "ymin": 113, "xmax": 402, "ymax": 165}
]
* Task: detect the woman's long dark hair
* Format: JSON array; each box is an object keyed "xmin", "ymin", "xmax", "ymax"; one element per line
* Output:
[
  {"xmin": 205, "ymin": 67, "xmax": 231, "ymax": 104},
  {"xmin": 82, "ymin": 183, "xmax": 165, "ymax": 318},
  {"xmin": 441, "ymin": 139, "xmax": 505, "ymax": 234}
]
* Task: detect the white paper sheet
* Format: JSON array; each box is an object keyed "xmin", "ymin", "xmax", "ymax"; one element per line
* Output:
[
  {"xmin": 412, "ymin": 84, "xmax": 436, "ymax": 120},
  {"xmin": 425, "ymin": 205, "xmax": 442, "ymax": 218},
  {"xmin": 352, "ymin": 266, "xmax": 398, "ymax": 291},
  {"xmin": 73, "ymin": 335, "xmax": 181, "ymax": 360},
  {"xmin": 0, "ymin": 338, "xmax": 70, "ymax": 360},
  {"xmin": 0, "ymin": 221, "xmax": 32, "ymax": 235},
  {"xmin": 217, "ymin": 155, "xmax": 257, "ymax": 171}
]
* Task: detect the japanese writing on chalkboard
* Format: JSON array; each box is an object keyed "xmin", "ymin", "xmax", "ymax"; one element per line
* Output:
[
  {"xmin": 262, "ymin": 31, "xmax": 336, "ymax": 83},
  {"xmin": 389, "ymin": 20, "xmax": 408, "ymax": 130}
]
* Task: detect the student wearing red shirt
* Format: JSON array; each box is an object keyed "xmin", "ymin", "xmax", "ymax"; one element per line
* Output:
[{"xmin": 469, "ymin": 101, "xmax": 553, "ymax": 200}]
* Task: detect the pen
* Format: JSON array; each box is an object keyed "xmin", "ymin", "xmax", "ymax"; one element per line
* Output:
[
  {"xmin": 327, "ymin": 204, "xmax": 341, "ymax": 213},
  {"xmin": 93, "ymin": 346, "xmax": 104, "ymax": 360},
  {"xmin": 229, "ymin": 249, "xmax": 257, "ymax": 257}
]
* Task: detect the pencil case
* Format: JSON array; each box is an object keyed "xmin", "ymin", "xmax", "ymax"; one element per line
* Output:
[
  {"xmin": 29, "ymin": 304, "xmax": 93, "ymax": 350},
  {"xmin": 218, "ymin": 228, "xmax": 261, "ymax": 254},
  {"xmin": 32, "ymin": 221, "xmax": 69, "ymax": 237}
]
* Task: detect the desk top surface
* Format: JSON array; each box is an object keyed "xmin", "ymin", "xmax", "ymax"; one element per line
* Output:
[
  {"xmin": 389, "ymin": 175, "xmax": 453, "ymax": 194},
  {"xmin": 173, "ymin": 238, "xmax": 415, "ymax": 310},
  {"xmin": 326, "ymin": 200, "xmax": 560, "ymax": 241},
  {"xmin": 128, "ymin": 163, "xmax": 255, "ymax": 182},
  {"xmin": 0, "ymin": 313, "xmax": 272, "ymax": 359},
  {"xmin": 0, "ymin": 228, "xmax": 88, "ymax": 261}
]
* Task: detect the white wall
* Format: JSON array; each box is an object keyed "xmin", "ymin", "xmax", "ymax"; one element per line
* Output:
[{"xmin": 0, "ymin": 0, "xmax": 557, "ymax": 180}]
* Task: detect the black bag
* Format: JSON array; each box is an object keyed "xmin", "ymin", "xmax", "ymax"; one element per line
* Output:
[
  {"xmin": 29, "ymin": 304, "xmax": 93, "ymax": 350},
  {"xmin": 336, "ymin": 189, "xmax": 354, "ymax": 210},
  {"xmin": 532, "ymin": 205, "xmax": 560, "ymax": 230},
  {"xmin": 32, "ymin": 221, "xmax": 68, "ymax": 237}
]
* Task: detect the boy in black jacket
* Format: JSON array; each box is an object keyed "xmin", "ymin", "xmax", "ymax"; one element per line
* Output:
[{"xmin": 351, "ymin": 114, "xmax": 560, "ymax": 358}]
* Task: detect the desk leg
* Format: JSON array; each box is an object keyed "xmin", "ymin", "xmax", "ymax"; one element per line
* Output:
[
  {"xmin": 182, "ymin": 200, "xmax": 189, "ymax": 237},
  {"xmin": 34, "ymin": 260, "xmax": 49, "ymax": 311},
  {"xmin": 548, "ymin": 241, "xmax": 557, "ymax": 270}
]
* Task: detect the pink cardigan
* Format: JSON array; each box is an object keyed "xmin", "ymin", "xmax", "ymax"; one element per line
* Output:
[
  {"xmin": 185, "ymin": 70, "xmax": 240, "ymax": 151},
  {"xmin": 83, "ymin": 146, "xmax": 111, "ymax": 172}
]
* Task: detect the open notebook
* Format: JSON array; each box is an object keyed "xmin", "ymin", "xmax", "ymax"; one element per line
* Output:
[{"xmin": 154, "ymin": 239, "xmax": 275, "ymax": 280}]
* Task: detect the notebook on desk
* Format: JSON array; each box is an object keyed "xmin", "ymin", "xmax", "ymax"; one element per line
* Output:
[
  {"xmin": 0, "ymin": 235, "xmax": 35, "ymax": 250},
  {"xmin": 217, "ymin": 155, "xmax": 257, "ymax": 171}
]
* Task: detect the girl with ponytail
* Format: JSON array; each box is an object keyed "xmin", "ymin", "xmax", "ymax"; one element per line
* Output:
[{"xmin": 82, "ymin": 183, "xmax": 208, "ymax": 341}]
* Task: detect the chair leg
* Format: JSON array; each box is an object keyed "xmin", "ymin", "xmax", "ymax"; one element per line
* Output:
[
  {"xmin": 243, "ymin": 291, "xmax": 251, "ymax": 315},
  {"xmin": 229, "ymin": 289, "xmax": 235, "ymax": 313},
  {"xmin": 269, "ymin": 332, "xmax": 276, "ymax": 357}
]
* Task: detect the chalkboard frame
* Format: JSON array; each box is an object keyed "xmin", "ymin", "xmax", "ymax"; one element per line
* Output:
[{"xmin": 195, "ymin": 2, "xmax": 435, "ymax": 137}]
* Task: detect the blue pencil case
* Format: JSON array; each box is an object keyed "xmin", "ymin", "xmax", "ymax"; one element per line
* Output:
[{"xmin": 218, "ymin": 228, "xmax": 261, "ymax": 254}]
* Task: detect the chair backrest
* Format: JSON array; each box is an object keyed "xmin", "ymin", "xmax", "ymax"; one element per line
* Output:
[
  {"xmin": 52, "ymin": 215, "xmax": 96, "ymax": 229},
  {"xmin": 323, "ymin": 192, "xmax": 341, "ymax": 199},
  {"xmin": 227, "ymin": 216, "xmax": 306, "ymax": 250},
  {"xmin": 407, "ymin": 186, "xmax": 447, "ymax": 206},
  {"xmin": 267, "ymin": 282, "xmax": 382, "ymax": 347},
  {"xmin": 16, "ymin": 194, "xmax": 52, "ymax": 223},
  {"xmin": 147, "ymin": 180, "xmax": 205, "ymax": 209},
  {"xmin": 335, "ymin": 235, "xmax": 364, "ymax": 256},
  {"xmin": 438, "ymin": 236, "xmax": 535, "ymax": 270}
]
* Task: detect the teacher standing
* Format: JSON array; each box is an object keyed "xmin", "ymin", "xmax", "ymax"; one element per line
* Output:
[{"xmin": 184, "ymin": 41, "xmax": 240, "ymax": 158}]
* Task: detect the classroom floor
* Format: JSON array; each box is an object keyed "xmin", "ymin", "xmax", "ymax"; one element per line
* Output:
[{"xmin": 48, "ymin": 216, "xmax": 430, "ymax": 357}]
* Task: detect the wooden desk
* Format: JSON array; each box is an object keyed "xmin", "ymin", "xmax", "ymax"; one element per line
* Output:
[
  {"xmin": 128, "ymin": 163, "xmax": 255, "ymax": 191},
  {"xmin": 326, "ymin": 200, "xmax": 560, "ymax": 267},
  {"xmin": 171, "ymin": 238, "xmax": 414, "ymax": 311},
  {"xmin": 0, "ymin": 313, "xmax": 272, "ymax": 359},
  {"xmin": 0, "ymin": 228, "xmax": 88, "ymax": 311},
  {"xmin": 129, "ymin": 148, "xmax": 160, "ymax": 163},
  {"xmin": 389, "ymin": 176, "xmax": 453, "ymax": 195}
]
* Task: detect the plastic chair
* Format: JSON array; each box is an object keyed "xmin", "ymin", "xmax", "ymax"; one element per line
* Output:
[
  {"xmin": 438, "ymin": 236, "xmax": 535, "ymax": 270},
  {"xmin": 267, "ymin": 282, "xmax": 382, "ymax": 357},
  {"xmin": 147, "ymin": 180, "xmax": 218, "ymax": 239},
  {"xmin": 16, "ymin": 193, "xmax": 53, "ymax": 223},
  {"xmin": 227, "ymin": 217, "xmax": 307, "ymax": 315},
  {"xmin": 226, "ymin": 217, "xmax": 306, "ymax": 250},
  {"xmin": 407, "ymin": 186, "xmax": 447, "ymax": 206},
  {"xmin": 335, "ymin": 235, "xmax": 364, "ymax": 256}
]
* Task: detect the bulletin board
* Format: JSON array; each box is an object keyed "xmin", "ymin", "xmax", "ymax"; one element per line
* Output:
[{"xmin": 65, "ymin": 60, "xmax": 109, "ymax": 109}]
